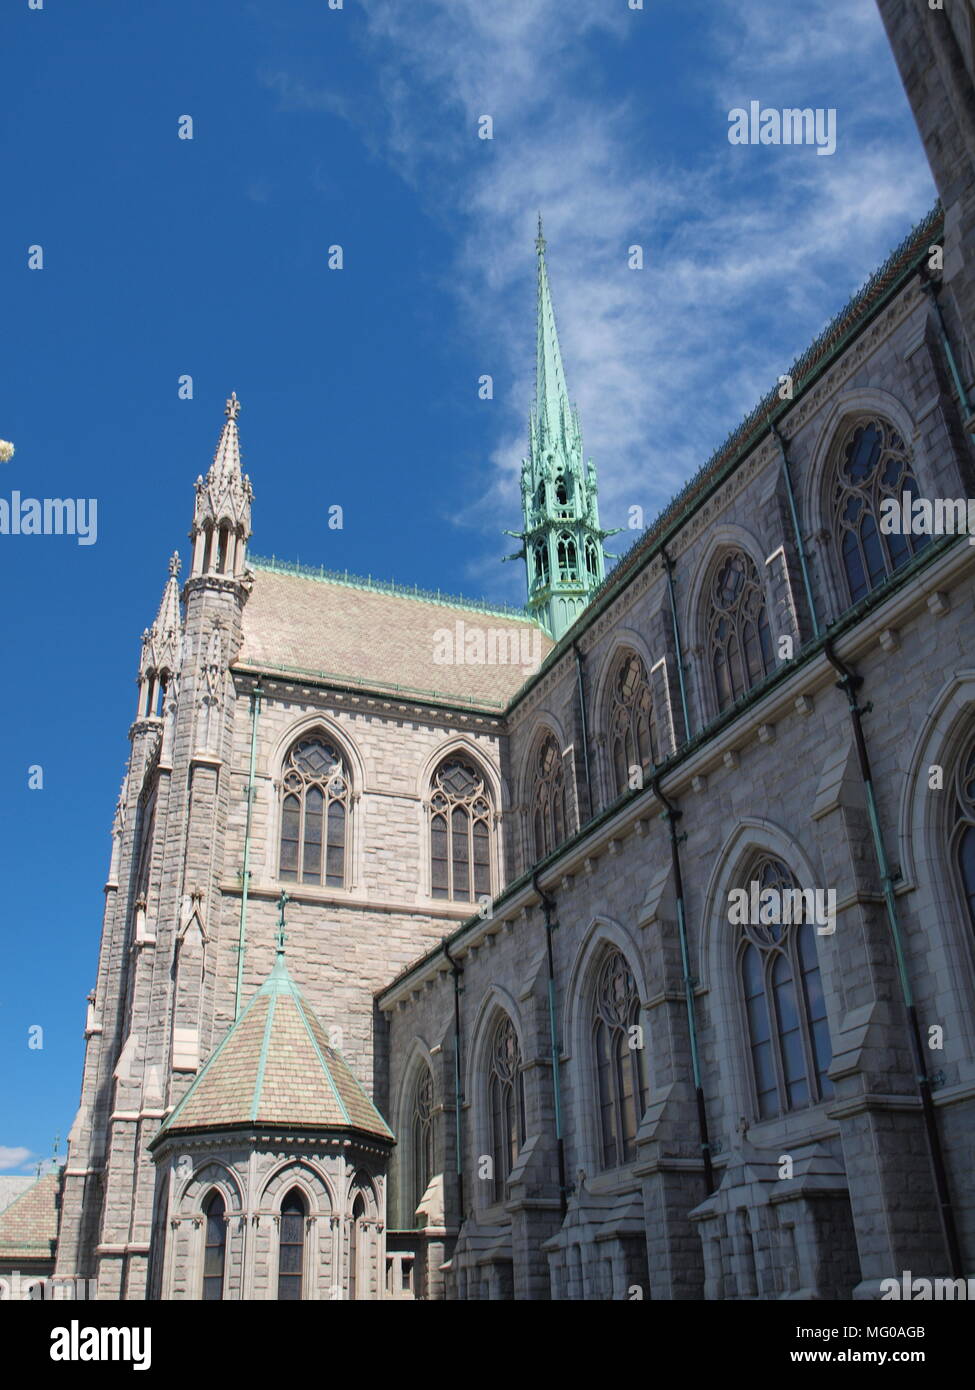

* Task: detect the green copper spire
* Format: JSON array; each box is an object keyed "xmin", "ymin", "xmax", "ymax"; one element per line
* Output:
[{"xmin": 508, "ymin": 218, "xmax": 615, "ymax": 641}]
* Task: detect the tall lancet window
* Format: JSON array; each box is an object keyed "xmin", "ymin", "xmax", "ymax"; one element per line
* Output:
[
  {"xmin": 429, "ymin": 757, "xmax": 493, "ymax": 901},
  {"xmin": 556, "ymin": 532, "xmax": 578, "ymax": 582},
  {"xmin": 585, "ymin": 537, "xmax": 600, "ymax": 582},
  {"xmin": 279, "ymin": 736, "xmax": 351, "ymax": 888},
  {"xmin": 831, "ymin": 418, "xmax": 928, "ymax": 607},
  {"xmin": 592, "ymin": 951, "xmax": 647, "ymax": 1170},
  {"xmin": 349, "ymin": 1193, "xmax": 365, "ymax": 1300},
  {"xmin": 411, "ymin": 1067, "xmax": 435, "ymax": 1215},
  {"xmin": 707, "ymin": 550, "xmax": 774, "ymax": 712},
  {"xmin": 202, "ymin": 1191, "xmax": 227, "ymax": 1300},
  {"xmin": 951, "ymin": 736, "xmax": 975, "ymax": 931},
  {"xmin": 533, "ymin": 539, "xmax": 550, "ymax": 588},
  {"xmin": 277, "ymin": 1188, "xmax": 306, "ymax": 1300},
  {"xmin": 737, "ymin": 857, "xmax": 833, "ymax": 1120},
  {"xmin": 488, "ymin": 1015, "xmax": 526, "ymax": 1202},
  {"xmin": 531, "ymin": 734, "xmax": 568, "ymax": 860},
  {"xmin": 608, "ymin": 651, "xmax": 657, "ymax": 797}
]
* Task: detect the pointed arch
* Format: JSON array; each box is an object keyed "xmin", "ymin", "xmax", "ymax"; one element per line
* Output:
[
  {"xmin": 202, "ymin": 1188, "xmax": 228, "ymax": 1300},
  {"xmin": 277, "ymin": 730, "xmax": 353, "ymax": 888},
  {"xmin": 684, "ymin": 526, "xmax": 777, "ymax": 723},
  {"xmin": 522, "ymin": 720, "xmax": 571, "ymax": 863},
  {"xmin": 599, "ymin": 644, "xmax": 659, "ymax": 799},
  {"xmin": 823, "ymin": 413, "xmax": 929, "ymax": 610},
  {"xmin": 563, "ymin": 918, "xmax": 650, "ymax": 1176},
  {"xmin": 898, "ymin": 673, "xmax": 975, "ymax": 1051},
  {"xmin": 423, "ymin": 743, "xmax": 498, "ymax": 903},
  {"xmin": 699, "ymin": 819, "xmax": 836, "ymax": 1128},
  {"xmin": 467, "ymin": 988, "xmax": 528, "ymax": 1211},
  {"xmin": 174, "ymin": 1159, "xmax": 244, "ymax": 1214},
  {"xmin": 394, "ymin": 1040, "xmax": 438, "ymax": 1225},
  {"xmin": 259, "ymin": 1157, "xmax": 336, "ymax": 1215}
]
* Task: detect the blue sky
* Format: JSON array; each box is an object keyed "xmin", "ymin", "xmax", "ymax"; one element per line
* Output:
[{"xmin": 0, "ymin": 0, "xmax": 935, "ymax": 1172}]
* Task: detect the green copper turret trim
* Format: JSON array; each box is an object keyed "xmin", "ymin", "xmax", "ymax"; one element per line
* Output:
[{"xmin": 512, "ymin": 218, "xmax": 618, "ymax": 641}]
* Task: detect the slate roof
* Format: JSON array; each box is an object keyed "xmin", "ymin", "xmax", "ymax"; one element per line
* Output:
[
  {"xmin": 236, "ymin": 561, "xmax": 551, "ymax": 709},
  {"xmin": 0, "ymin": 1172, "xmax": 60, "ymax": 1262},
  {"xmin": 153, "ymin": 952, "xmax": 394, "ymax": 1144}
]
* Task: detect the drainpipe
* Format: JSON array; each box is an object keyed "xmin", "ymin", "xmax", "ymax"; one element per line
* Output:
[
  {"xmin": 442, "ymin": 938, "xmax": 465, "ymax": 1222},
  {"xmin": 651, "ymin": 774, "xmax": 715, "ymax": 1196},
  {"xmin": 919, "ymin": 270, "xmax": 974, "ymax": 429},
  {"xmin": 823, "ymin": 639, "xmax": 963, "ymax": 1277},
  {"xmin": 768, "ymin": 421, "xmax": 821, "ymax": 640},
  {"xmin": 533, "ymin": 870, "xmax": 568, "ymax": 1218},
  {"xmin": 662, "ymin": 549, "xmax": 692, "ymax": 742},
  {"xmin": 234, "ymin": 684, "xmax": 263, "ymax": 1020},
  {"xmin": 573, "ymin": 642, "xmax": 593, "ymax": 817}
]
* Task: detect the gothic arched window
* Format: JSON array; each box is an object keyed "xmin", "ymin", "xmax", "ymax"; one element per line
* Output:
[
  {"xmin": 202, "ymin": 1190, "xmax": 226, "ymax": 1301},
  {"xmin": 950, "ymin": 737, "xmax": 975, "ymax": 931},
  {"xmin": 277, "ymin": 1188, "xmax": 306, "ymax": 1301},
  {"xmin": 737, "ymin": 857, "xmax": 833, "ymax": 1120},
  {"xmin": 557, "ymin": 532, "xmax": 578, "ymax": 583},
  {"xmin": 533, "ymin": 539, "xmax": 550, "ymax": 588},
  {"xmin": 831, "ymin": 418, "xmax": 929, "ymax": 607},
  {"xmin": 585, "ymin": 537, "xmax": 599, "ymax": 582},
  {"xmin": 707, "ymin": 550, "xmax": 774, "ymax": 712},
  {"xmin": 607, "ymin": 651, "xmax": 657, "ymax": 797},
  {"xmin": 279, "ymin": 735, "xmax": 351, "ymax": 888},
  {"xmin": 592, "ymin": 951, "xmax": 647, "ymax": 1170},
  {"xmin": 429, "ymin": 757, "xmax": 493, "ymax": 901},
  {"xmin": 349, "ymin": 1193, "xmax": 365, "ymax": 1300},
  {"xmin": 411, "ymin": 1067, "xmax": 435, "ymax": 1215},
  {"xmin": 488, "ymin": 1015, "xmax": 526, "ymax": 1202},
  {"xmin": 555, "ymin": 474, "xmax": 572, "ymax": 514},
  {"xmin": 531, "ymin": 734, "xmax": 568, "ymax": 860}
]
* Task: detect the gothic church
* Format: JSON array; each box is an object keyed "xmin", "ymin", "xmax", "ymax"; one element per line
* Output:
[{"xmin": 52, "ymin": 1, "xmax": 975, "ymax": 1299}]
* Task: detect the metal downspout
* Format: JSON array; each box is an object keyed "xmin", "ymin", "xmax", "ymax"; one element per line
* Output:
[
  {"xmin": 823, "ymin": 639, "xmax": 963, "ymax": 1276},
  {"xmin": 234, "ymin": 684, "xmax": 262, "ymax": 1020},
  {"xmin": 573, "ymin": 642, "xmax": 593, "ymax": 817},
  {"xmin": 533, "ymin": 870, "xmax": 568, "ymax": 1218},
  {"xmin": 662, "ymin": 549, "xmax": 692, "ymax": 741},
  {"xmin": 769, "ymin": 421, "xmax": 821, "ymax": 640},
  {"xmin": 442, "ymin": 938, "xmax": 465, "ymax": 1221},
  {"xmin": 651, "ymin": 774, "xmax": 715, "ymax": 1196}
]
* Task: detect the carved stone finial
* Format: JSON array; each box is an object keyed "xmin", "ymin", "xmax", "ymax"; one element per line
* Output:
[
  {"xmin": 225, "ymin": 391, "xmax": 241, "ymax": 421},
  {"xmin": 169, "ymin": 551, "xmax": 181, "ymax": 579}
]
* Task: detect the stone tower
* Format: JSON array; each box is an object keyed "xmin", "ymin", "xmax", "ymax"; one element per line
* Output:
[
  {"xmin": 55, "ymin": 396, "xmax": 255, "ymax": 1298},
  {"xmin": 512, "ymin": 219, "xmax": 613, "ymax": 640}
]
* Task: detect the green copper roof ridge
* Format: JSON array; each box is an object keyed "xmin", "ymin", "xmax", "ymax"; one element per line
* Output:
[
  {"xmin": 249, "ymin": 991, "xmax": 278, "ymax": 1123},
  {"xmin": 292, "ymin": 994, "xmax": 354, "ymax": 1129},
  {"xmin": 158, "ymin": 980, "xmax": 271, "ymax": 1136},
  {"xmin": 248, "ymin": 554, "xmax": 533, "ymax": 621}
]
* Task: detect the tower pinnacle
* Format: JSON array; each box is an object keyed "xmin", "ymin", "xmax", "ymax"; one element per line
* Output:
[
  {"xmin": 510, "ymin": 223, "xmax": 613, "ymax": 641},
  {"xmin": 189, "ymin": 393, "xmax": 253, "ymax": 579}
]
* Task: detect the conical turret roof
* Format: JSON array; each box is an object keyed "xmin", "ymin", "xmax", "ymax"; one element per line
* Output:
[{"xmin": 152, "ymin": 952, "xmax": 393, "ymax": 1144}]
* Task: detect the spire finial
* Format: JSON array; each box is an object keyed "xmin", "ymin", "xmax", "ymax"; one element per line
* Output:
[
  {"xmin": 275, "ymin": 889, "xmax": 290, "ymax": 956},
  {"xmin": 535, "ymin": 212, "xmax": 545, "ymax": 254},
  {"xmin": 225, "ymin": 391, "xmax": 241, "ymax": 421},
  {"xmin": 168, "ymin": 551, "xmax": 181, "ymax": 579}
]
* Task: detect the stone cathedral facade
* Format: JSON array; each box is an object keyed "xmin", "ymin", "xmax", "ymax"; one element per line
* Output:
[{"xmin": 53, "ymin": 1, "xmax": 975, "ymax": 1300}]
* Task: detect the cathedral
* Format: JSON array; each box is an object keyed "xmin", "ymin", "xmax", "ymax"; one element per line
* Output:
[{"xmin": 44, "ymin": 1, "xmax": 975, "ymax": 1299}]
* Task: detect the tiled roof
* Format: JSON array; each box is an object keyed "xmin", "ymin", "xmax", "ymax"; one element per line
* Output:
[
  {"xmin": 236, "ymin": 562, "xmax": 551, "ymax": 709},
  {"xmin": 153, "ymin": 953, "xmax": 394, "ymax": 1143},
  {"xmin": 0, "ymin": 1172, "xmax": 60, "ymax": 1261}
]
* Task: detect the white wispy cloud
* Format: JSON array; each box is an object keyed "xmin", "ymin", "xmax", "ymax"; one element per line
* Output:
[
  {"xmin": 0, "ymin": 1145, "xmax": 34, "ymax": 1171},
  {"xmin": 269, "ymin": 0, "xmax": 936, "ymax": 598}
]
